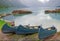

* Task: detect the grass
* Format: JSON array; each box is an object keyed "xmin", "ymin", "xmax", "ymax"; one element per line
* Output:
[
  {"xmin": 0, "ymin": 20, "xmax": 12, "ymax": 30},
  {"xmin": 0, "ymin": 20, "xmax": 6, "ymax": 30}
]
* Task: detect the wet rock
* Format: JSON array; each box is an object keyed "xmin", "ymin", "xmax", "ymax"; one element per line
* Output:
[
  {"xmin": 12, "ymin": 10, "xmax": 32, "ymax": 15},
  {"xmin": 45, "ymin": 9, "xmax": 60, "ymax": 13}
]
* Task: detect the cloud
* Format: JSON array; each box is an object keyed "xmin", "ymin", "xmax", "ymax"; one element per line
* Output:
[
  {"xmin": 20, "ymin": 0, "xmax": 60, "ymax": 7},
  {"xmin": 0, "ymin": 0, "xmax": 60, "ymax": 8},
  {"xmin": 0, "ymin": 0, "xmax": 27, "ymax": 8}
]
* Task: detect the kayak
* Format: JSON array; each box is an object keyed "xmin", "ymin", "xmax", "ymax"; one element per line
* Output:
[
  {"xmin": 15, "ymin": 25, "xmax": 38, "ymax": 35},
  {"xmin": 2, "ymin": 24, "xmax": 38, "ymax": 34},
  {"xmin": 2, "ymin": 24, "xmax": 15, "ymax": 34},
  {"xmin": 38, "ymin": 26, "xmax": 57, "ymax": 39}
]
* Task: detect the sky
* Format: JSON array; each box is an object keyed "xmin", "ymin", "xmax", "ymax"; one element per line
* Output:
[
  {"xmin": 0, "ymin": 0, "xmax": 60, "ymax": 8},
  {"xmin": 0, "ymin": 0, "xmax": 27, "ymax": 8},
  {"xmin": 20, "ymin": 0, "xmax": 60, "ymax": 7}
]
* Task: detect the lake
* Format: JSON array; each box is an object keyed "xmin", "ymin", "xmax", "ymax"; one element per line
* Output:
[
  {"xmin": 0, "ymin": 7, "xmax": 60, "ymax": 32},
  {"xmin": 15, "ymin": 7, "xmax": 60, "ymax": 32}
]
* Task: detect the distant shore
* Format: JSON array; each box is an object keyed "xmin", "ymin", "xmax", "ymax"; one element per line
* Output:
[
  {"xmin": 0, "ymin": 9, "xmax": 32, "ymax": 17},
  {"xmin": 45, "ymin": 9, "xmax": 60, "ymax": 14},
  {"xmin": 12, "ymin": 10, "xmax": 32, "ymax": 15}
]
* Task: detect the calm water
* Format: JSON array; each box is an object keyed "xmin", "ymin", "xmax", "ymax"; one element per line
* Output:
[
  {"xmin": 15, "ymin": 8, "xmax": 60, "ymax": 32},
  {"xmin": 0, "ymin": 7, "xmax": 60, "ymax": 32}
]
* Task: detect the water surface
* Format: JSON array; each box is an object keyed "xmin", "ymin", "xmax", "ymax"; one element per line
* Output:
[
  {"xmin": 15, "ymin": 8, "xmax": 60, "ymax": 32},
  {"xmin": 0, "ymin": 7, "xmax": 60, "ymax": 32}
]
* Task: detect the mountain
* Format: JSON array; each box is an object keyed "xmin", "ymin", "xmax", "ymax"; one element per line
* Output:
[
  {"xmin": 0, "ymin": 0, "xmax": 27, "ymax": 8},
  {"xmin": 57, "ymin": 6, "xmax": 60, "ymax": 7}
]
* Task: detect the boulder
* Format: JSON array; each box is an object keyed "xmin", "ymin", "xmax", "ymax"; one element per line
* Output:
[
  {"xmin": 12, "ymin": 10, "xmax": 32, "ymax": 15},
  {"xmin": 45, "ymin": 9, "xmax": 60, "ymax": 14}
]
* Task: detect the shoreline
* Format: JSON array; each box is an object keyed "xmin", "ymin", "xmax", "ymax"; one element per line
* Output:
[{"xmin": 0, "ymin": 31, "xmax": 60, "ymax": 41}]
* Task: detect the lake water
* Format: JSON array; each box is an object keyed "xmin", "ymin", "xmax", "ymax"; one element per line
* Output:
[{"xmin": 0, "ymin": 7, "xmax": 60, "ymax": 32}]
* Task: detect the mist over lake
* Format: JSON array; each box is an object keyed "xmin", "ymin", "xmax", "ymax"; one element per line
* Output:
[
  {"xmin": 13, "ymin": 7, "xmax": 60, "ymax": 32},
  {"xmin": 0, "ymin": 7, "xmax": 60, "ymax": 32},
  {"xmin": 0, "ymin": 0, "xmax": 60, "ymax": 41}
]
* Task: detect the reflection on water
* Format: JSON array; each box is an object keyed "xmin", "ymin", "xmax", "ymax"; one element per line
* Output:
[
  {"xmin": 15, "ymin": 10, "xmax": 60, "ymax": 31},
  {"xmin": 0, "ymin": 7, "xmax": 60, "ymax": 32},
  {"xmin": 0, "ymin": 7, "xmax": 24, "ymax": 14},
  {"xmin": 15, "ymin": 10, "xmax": 60, "ymax": 32},
  {"xmin": 50, "ymin": 13, "xmax": 60, "ymax": 20}
]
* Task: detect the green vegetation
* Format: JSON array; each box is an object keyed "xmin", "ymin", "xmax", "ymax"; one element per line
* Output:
[
  {"xmin": 0, "ymin": 20, "xmax": 12, "ymax": 30},
  {"xmin": 0, "ymin": 5, "xmax": 9, "ymax": 10},
  {"xmin": 0, "ymin": 20, "xmax": 6, "ymax": 30}
]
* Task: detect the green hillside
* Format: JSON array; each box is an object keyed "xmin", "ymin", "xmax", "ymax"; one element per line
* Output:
[{"xmin": 0, "ymin": 5, "xmax": 9, "ymax": 10}]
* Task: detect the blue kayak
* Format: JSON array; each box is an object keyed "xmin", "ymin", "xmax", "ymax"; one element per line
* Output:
[
  {"xmin": 2, "ymin": 24, "xmax": 38, "ymax": 34},
  {"xmin": 15, "ymin": 25, "xmax": 38, "ymax": 35},
  {"xmin": 2, "ymin": 24, "xmax": 16, "ymax": 34},
  {"xmin": 38, "ymin": 26, "xmax": 57, "ymax": 39}
]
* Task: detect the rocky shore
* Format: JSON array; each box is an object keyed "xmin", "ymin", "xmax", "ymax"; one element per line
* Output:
[
  {"xmin": 12, "ymin": 10, "xmax": 32, "ymax": 15},
  {"xmin": 45, "ymin": 9, "xmax": 60, "ymax": 14},
  {"xmin": 0, "ymin": 14, "xmax": 11, "ymax": 18},
  {"xmin": 44, "ymin": 32, "xmax": 60, "ymax": 41},
  {"xmin": 0, "ymin": 31, "xmax": 60, "ymax": 41},
  {"xmin": 0, "ymin": 9, "xmax": 32, "ymax": 18}
]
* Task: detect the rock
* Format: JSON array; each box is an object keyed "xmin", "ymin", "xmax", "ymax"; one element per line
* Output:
[
  {"xmin": 12, "ymin": 10, "xmax": 32, "ymax": 15},
  {"xmin": 45, "ymin": 9, "xmax": 60, "ymax": 14},
  {"xmin": 0, "ymin": 14, "xmax": 11, "ymax": 18}
]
